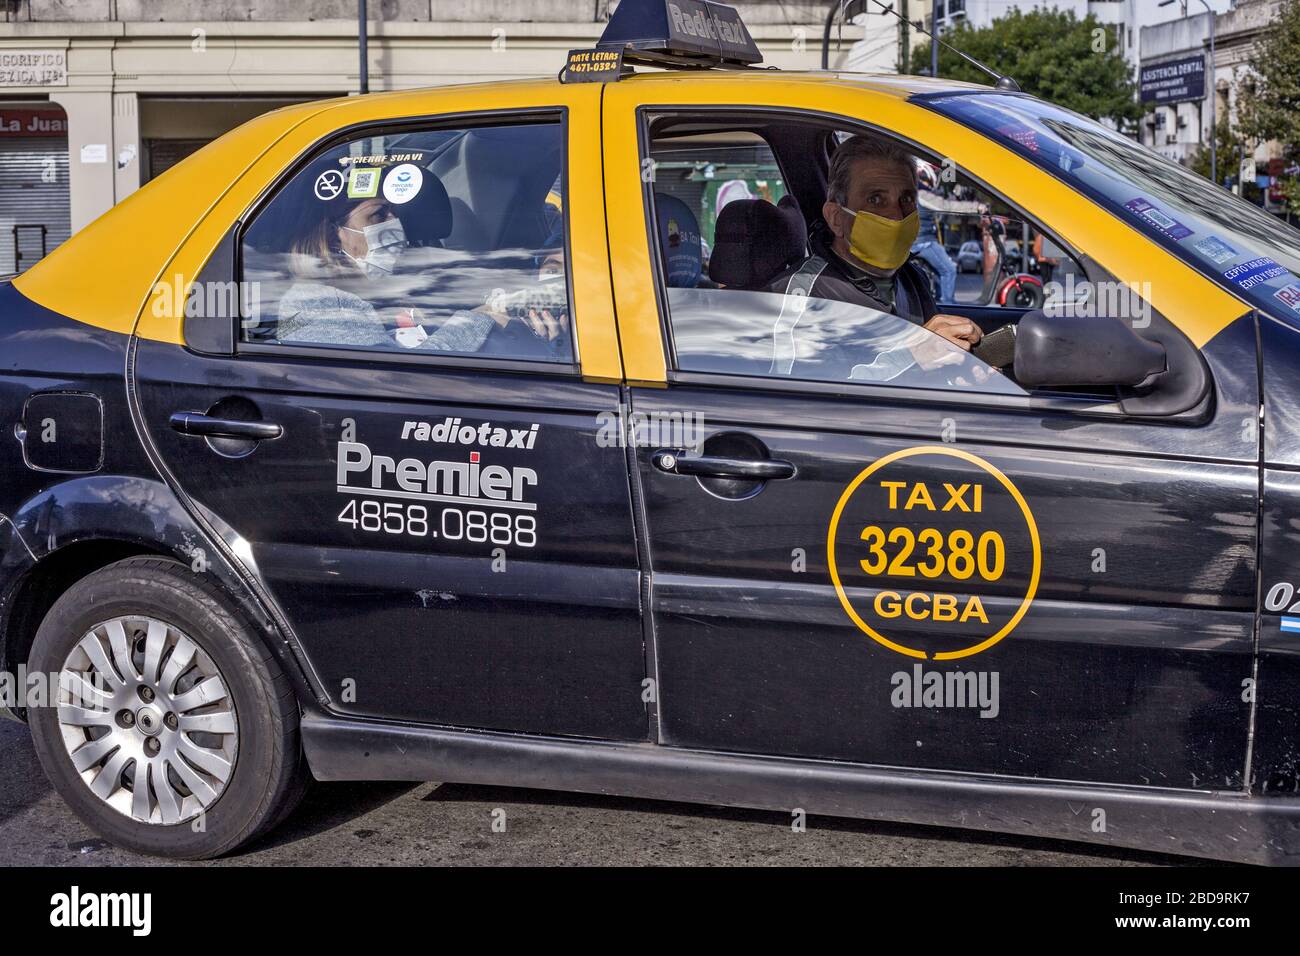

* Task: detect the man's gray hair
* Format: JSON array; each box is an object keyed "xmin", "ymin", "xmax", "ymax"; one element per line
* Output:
[{"xmin": 826, "ymin": 134, "xmax": 916, "ymax": 206}]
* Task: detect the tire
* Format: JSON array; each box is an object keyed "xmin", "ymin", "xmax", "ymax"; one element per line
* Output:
[
  {"xmin": 1003, "ymin": 278, "xmax": 1045, "ymax": 310},
  {"xmin": 27, "ymin": 557, "xmax": 308, "ymax": 859}
]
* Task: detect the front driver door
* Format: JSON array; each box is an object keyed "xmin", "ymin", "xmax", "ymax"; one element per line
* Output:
[{"xmin": 603, "ymin": 91, "xmax": 1257, "ymax": 789}]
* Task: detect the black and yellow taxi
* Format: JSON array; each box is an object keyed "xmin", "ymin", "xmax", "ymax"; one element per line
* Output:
[{"xmin": 3, "ymin": 0, "xmax": 1300, "ymax": 862}]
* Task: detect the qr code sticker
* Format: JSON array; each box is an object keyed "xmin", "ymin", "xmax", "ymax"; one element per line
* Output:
[{"xmin": 347, "ymin": 167, "xmax": 381, "ymax": 199}]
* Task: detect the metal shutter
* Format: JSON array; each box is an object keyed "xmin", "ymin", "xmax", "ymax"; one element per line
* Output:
[{"xmin": 0, "ymin": 135, "xmax": 70, "ymax": 275}]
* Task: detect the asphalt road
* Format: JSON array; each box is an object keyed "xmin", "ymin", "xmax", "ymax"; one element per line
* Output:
[{"xmin": 0, "ymin": 719, "xmax": 1212, "ymax": 867}]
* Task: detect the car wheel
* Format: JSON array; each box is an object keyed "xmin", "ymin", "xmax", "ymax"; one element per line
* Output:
[
  {"xmin": 27, "ymin": 556, "xmax": 308, "ymax": 859},
  {"xmin": 1005, "ymin": 280, "xmax": 1045, "ymax": 310}
]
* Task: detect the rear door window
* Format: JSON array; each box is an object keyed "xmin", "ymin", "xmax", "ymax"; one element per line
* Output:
[{"xmin": 241, "ymin": 119, "xmax": 573, "ymax": 364}]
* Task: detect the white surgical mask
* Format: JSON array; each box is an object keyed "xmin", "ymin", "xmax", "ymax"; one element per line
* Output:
[{"xmin": 341, "ymin": 217, "xmax": 406, "ymax": 278}]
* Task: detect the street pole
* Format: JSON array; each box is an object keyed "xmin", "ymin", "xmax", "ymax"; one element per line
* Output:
[
  {"xmin": 899, "ymin": 0, "xmax": 909, "ymax": 72},
  {"xmin": 359, "ymin": 0, "xmax": 369, "ymax": 95},
  {"xmin": 1205, "ymin": 0, "xmax": 1216, "ymax": 185},
  {"xmin": 1165, "ymin": 0, "xmax": 1218, "ymax": 185},
  {"xmin": 930, "ymin": 2, "xmax": 939, "ymax": 78}
]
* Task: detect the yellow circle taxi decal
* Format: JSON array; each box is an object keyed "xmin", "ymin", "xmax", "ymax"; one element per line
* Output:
[{"xmin": 827, "ymin": 446, "xmax": 1041, "ymax": 661}]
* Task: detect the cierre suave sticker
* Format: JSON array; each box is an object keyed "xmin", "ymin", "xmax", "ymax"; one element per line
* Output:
[{"xmin": 827, "ymin": 446, "xmax": 1041, "ymax": 661}]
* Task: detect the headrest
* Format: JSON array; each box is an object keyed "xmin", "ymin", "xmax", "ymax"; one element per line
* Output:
[
  {"xmin": 654, "ymin": 192, "xmax": 702, "ymax": 288},
  {"xmin": 394, "ymin": 172, "xmax": 452, "ymax": 247},
  {"xmin": 708, "ymin": 195, "xmax": 807, "ymax": 289}
]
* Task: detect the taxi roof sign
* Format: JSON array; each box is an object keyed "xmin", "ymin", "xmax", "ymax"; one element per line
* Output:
[{"xmin": 595, "ymin": 0, "xmax": 762, "ymax": 69}]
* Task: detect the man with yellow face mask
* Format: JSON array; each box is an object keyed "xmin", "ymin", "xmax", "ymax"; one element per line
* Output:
[{"xmin": 766, "ymin": 134, "xmax": 983, "ymax": 378}]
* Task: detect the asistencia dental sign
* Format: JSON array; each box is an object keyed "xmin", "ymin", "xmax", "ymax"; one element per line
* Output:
[{"xmin": 1140, "ymin": 54, "xmax": 1206, "ymax": 105}]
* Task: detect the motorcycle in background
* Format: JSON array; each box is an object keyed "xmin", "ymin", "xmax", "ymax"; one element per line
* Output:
[{"xmin": 913, "ymin": 213, "xmax": 1045, "ymax": 309}]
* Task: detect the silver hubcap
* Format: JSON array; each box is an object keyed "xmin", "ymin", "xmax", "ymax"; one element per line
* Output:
[{"xmin": 56, "ymin": 616, "xmax": 238, "ymax": 825}]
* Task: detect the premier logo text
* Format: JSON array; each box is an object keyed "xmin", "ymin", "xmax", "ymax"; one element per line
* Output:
[{"xmin": 338, "ymin": 441, "xmax": 538, "ymax": 505}]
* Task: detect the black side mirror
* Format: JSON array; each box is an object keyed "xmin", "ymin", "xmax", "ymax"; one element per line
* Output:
[{"xmin": 1014, "ymin": 309, "xmax": 1167, "ymax": 389}]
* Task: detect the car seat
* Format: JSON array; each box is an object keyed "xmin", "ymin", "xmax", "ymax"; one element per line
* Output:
[
  {"xmin": 707, "ymin": 195, "xmax": 808, "ymax": 290},
  {"xmin": 654, "ymin": 192, "xmax": 703, "ymax": 288}
]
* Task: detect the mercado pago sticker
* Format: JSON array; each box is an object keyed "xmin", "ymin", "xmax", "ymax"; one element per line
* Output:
[
  {"xmin": 382, "ymin": 163, "xmax": 423, "ymax": 205},
  {"xmin": 827, "ymin": 446, "xmax": 1041, "ymax": 661}
]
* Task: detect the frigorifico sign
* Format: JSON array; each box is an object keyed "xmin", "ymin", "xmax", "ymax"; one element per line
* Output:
[{"xmin": 0, "ymin": 50, "xmax": 67, "ymax": 87}]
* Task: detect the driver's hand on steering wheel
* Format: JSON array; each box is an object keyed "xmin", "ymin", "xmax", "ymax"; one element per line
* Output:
[{"xmin": 911, "ymin": 314, "xmax": 982, "ymax": 371}]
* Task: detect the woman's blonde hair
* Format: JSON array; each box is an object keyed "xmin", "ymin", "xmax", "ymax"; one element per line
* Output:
[{"xmin": 288, "ymin": 207, "xmax": 351, "ymax": 279}]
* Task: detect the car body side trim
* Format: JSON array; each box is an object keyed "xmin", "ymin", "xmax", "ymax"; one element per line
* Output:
[{"xmin": 301, "ymin": 711, "xmax": 1300, "ymax": 864}]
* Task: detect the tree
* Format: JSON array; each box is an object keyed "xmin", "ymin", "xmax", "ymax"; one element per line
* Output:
[
  {"xmin": 909, "ymin": 9, "xmax": 1142, "ymax": 130},
  {"xmin": 1236, "ymin": 0, "xmax": 1300, "ymax": 216}
]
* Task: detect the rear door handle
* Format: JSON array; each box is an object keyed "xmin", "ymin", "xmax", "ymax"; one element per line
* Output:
[
  {"xmin": 169, "ymin": 412, "xmax": 283, "ymax": 441},
  {"xmin": 653, "ymin": 451, "xmax": 795, "ymax": 481}
]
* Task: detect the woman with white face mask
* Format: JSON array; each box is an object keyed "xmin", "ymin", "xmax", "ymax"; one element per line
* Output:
[
  {"xmin": 335, "ymin": 198, "xmax": 409, "ymax": 280},
  {"xmin": 276, "ymin": 188, "xmax": 509, "ymax": 354}
]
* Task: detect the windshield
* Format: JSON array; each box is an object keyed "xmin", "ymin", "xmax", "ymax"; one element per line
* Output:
[{"xmin": 919, "ymin": 91, "xmax": 1300, "ymax": 326}]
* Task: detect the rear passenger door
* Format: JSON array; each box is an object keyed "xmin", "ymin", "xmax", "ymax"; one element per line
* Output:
[
  {"xmin": 134, "ymin": 101, "xmax": 649, "ymax": 740},
  {"xmin": 603, "ymin": 95, "xmax": 1258, "ymax": 789}
]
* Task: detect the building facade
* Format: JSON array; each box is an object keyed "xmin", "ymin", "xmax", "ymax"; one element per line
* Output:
[
  {"xmin": 1138, "ymin": 0, "xmax": 1286, "ymax": 208},
  {"xmin": 0, "ymin": 0, "xmax": 913, "ymax": 272},
  {"xmin": 1137, "ymin": 9, "xmax": 1213, "ymax": 165}
]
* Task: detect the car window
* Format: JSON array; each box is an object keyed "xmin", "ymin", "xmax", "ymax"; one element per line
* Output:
[
  {"xmin": 906, "ymin": 169, "xmax": 1086, "ymax": 311},
  {"xmin": 643, "ymin": 124, "xmax": 1110, "ymax": 398},
  {"xmin": 666, "ymin": 285, "xmax": 1025, "ymax": 395},
  {"xmin": 644, "ymin": 130, "xmax": 787, "ymax": 283},
  {"xmin": 240, "ymin": 120, "xmax": 573, "ymax": 364},
  {"xmin": 922, "ymin": 92, "xmax": 1300, "ymax": 325}
]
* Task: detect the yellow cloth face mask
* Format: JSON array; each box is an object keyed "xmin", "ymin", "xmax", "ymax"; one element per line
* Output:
[{"xmin": 839, "ymin": 206, "xmax": 919, "ymax": 272}]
